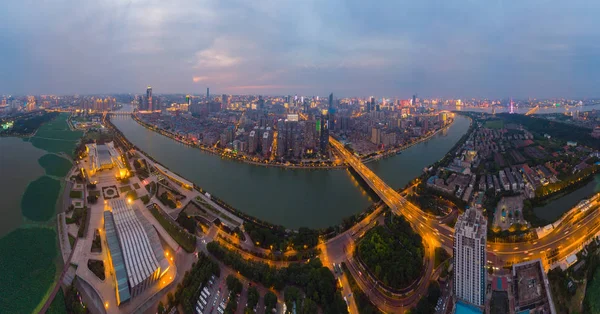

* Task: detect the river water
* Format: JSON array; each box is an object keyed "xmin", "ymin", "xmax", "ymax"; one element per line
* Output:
[
  {"xmin": 534, "ymin": 175, "xmax": 600, "ymax": 222},
  {"xmin": 111, "ymin": 112, "xmax": 471, "ymax": 229}
]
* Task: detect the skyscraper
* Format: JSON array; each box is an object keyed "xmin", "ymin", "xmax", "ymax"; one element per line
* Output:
[
  {"xmin": 454, "ymin": 208, "xmax": 487, "ymax": 306},
  {"xmin": 222, "ymin": 94, "xmax": 229, "ymax": 109},
  {"xmin": 319, "ymin": 110, "xmax": 329, "ymax": 156},
  {"xmin": 328, "ymin": 93, "xmax": 335, "ymax": 131},
  {"xmin": 207, "ymin": 87, "xmax": 210, "ymax": 99},
  {"xmin": 412, "ymin": 94, "xmax": 417, "ymax": 106},
  {"xmin": 146, "ymin": 86, "xmax": 153, "ymax": 111}
]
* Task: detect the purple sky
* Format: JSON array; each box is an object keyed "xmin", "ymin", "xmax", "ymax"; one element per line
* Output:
[{"xmin": 1, "ymin": 0, "xmax": 599, "ymax": 98}]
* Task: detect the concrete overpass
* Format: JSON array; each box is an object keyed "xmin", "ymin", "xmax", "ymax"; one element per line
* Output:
[
  {"xmin": 329, "ymin": 136, "xmax": 600, "ymax": 270},
  {"xmin": 525, "ymin": 105, "xmax": 539, "ymax": 115},
  {"xmin": 106, "ymin": 111, "xmax": 134, "ymax": 116}
]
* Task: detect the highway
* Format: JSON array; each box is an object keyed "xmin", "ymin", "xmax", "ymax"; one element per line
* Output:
[{"xmin": 328, "ymin": 136, "xmax": 600, "ymax": 311}]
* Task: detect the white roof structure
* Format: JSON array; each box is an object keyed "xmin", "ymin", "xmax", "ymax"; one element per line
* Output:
[{"xmin": 110, "ymin": 199, "xmax": 160, "ymax": 287}]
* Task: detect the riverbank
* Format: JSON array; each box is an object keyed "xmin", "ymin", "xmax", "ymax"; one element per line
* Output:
[
  {"xmin": 362, "ymin": 118, "xmax": 455, "ymax": 164},
  {"xmin": 109, "ymin": 113, "xmax": 472, "ymax": 229},
  {"xmin": 132, "ymin": 113, "xmax": 455, "ymax": 170},
  {"xmin": 132, "ymin": 114, "xmax": 348, "ymax": 170}
]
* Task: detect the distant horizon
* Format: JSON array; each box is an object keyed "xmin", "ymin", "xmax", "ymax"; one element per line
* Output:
[{"xmin": 2, "ymin": 92, "xmax": 600, "ymax": 102}]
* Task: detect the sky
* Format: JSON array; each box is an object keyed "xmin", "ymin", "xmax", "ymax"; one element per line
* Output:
[{"xmin": 1, "ymin": 0, "xmax": 599, "ymax": 98}]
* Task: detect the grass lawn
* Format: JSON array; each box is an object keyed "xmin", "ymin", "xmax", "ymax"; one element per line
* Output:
[
  {"xmin": 68, "ymin": 234, "xmax": 76, "ymax": 247},
  {"xmin": 585, "ymin": 270, "xmax": 600, "ymax": 313},
  {"xmin": 89, "ymin": 190, "xmax": 101, "ymax": 197},
  {"xmin": 484, "ymin": 119, "xmax": 504, "ymax": 129},
  {"xmin": 127, "ymin": 190, "xmax": 139, "ymax": 200},
  {"xmin": 29, "ymin": 113, "xmax": 83, "ymax": 157},
  {"xmin": 38, "ymin": 154, "xmax": 72, "ymax": 177},
  {"xmin": 140, "ymin": 195, "xmax": 150, "ymax": 204},
  {"xmin": 22, "ymin": 176, "xmax": 61, "ymax": 221},
  {"xmin": 0, "ymin": 228, "xmax": 57, "ymax": 313},
  {"xmin": 149, "ymin": 205, "xmax": 196, "ymax": 252},
  {"xmin": 69, "ymin": 190, "xmax": 83, "ymax": 198},
  {"xmin": 46, "ymin": 286, "xmax": 67, "ymax": 314},
  {"xmin": 119, "ymin": 185, "xmax": 132, "ymax": 193},
  {"xmin": 133, "ymin": 183, "xmax": 141, "ymax": 189}
]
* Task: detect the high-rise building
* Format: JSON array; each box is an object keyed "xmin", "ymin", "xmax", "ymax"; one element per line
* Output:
[
  {"xmin": 454, "ymin": 208, "xmax": 487, "ymax": 306},
  {"xmin": 368, "ymin": 97, "xmax": 375, "ymax": 112},
  {"xmin": 258, "ymin": 96, "xmax": 265, "ymax": 110},
  {"xmin": 319, "ymin": 110, "xmax": 329, "ymax": 156},
  {"xmin": 371, "ymin": 127, "xmax": 381, "ymax": 144},
  {"xmin": 222, "ymin": 94, "xmax": 229, "ymax": 109},
  {"xmin": 248, "ymin": 130, "xmax": 258, "ymax": 154},
  {"xmin": 262, "ymin": 131, "xmax": 271, "ymax": 157},
  {"xmin": 144, "ymin": 86, "xmax": 153, "ymax": 111},
  {"xmin": 207, "ymin": 87, "xmax": 210, "ymax": 99},
  {"xmin": 412, "ymin": 94, "xmax": 417, "ymax": 106}
]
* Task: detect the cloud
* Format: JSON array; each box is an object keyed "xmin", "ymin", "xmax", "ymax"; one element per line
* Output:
[
  {"xmin": 193, "ymin": 76, "xmax": 209, "ymax": 83},
  {"xmin": 193, "ymin": 49, "xmax": 240, "ymax": 68},
  {"xmin": 1, "ymin": 0, "xmax": 600, "ymax": 97}
]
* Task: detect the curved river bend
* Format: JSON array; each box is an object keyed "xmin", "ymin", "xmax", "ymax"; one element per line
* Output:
[{"xmin": 111, "ymin": 114, "xmax": 471, "ymax": 229}]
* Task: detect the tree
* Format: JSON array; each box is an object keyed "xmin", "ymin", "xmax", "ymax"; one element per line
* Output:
[
  {"xmin": 264, "ymin": 291, "xmax": 278, "ymax": 311},
  {"xmin": 167, "ymin": 292, "xmax": 175, "ymax": 308},
  {"xmin": 226, "ymin": 275, "xmax": 243, "ymax": 295},
  {"xmin": 300, "ymin": 298, "xmax": 319, "ymax": 314},
  {"xmin": 284, "ymin": 286, "xmax": 301, "ymax": 309},
  {"xmin": 247, "ymin": 287, "xmax": 259, "ymax": 309},
  {"xmin": 157, "ymin": 301, "xmax": 165, "ymax": 314}
]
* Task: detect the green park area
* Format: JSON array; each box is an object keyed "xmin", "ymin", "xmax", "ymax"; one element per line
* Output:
[
  {"xmin": 38, "ymin": 154, "xmax": 72, "ymax": 177},
  {"xmin": 148, "ymin": 205, "xmax": 196, "ymax": 252},
  {"xmin": 484, "ymin": 119, "xmax": 504, "ymax": 129},
  {"xmin": 21, "ymin": 176, "xmax": 61, "ymax": 221},
  {"xmin": 585, "ymin": 264, "xmax": 600, "ymax": 313},
  {"xmin": 28, "ymin": 113, "xmax": 83, "ymax": 157},
  {"xmin": 0, "ymin": 228, "xmax": 57, "ymax": 313},
  {"xmin": 46, "ymin": 288, "xmax": 67, "ymax": 314},
  {"xmin": 357, "ymin": 214, "xmax": 424, "ymax": 290}
]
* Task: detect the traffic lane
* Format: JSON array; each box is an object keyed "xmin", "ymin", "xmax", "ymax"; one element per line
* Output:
[
  {"xmin": 237, "ymin": 285, "xmax": 248, "ymax": 314},
  {"xmin": 490, "ymin": 209, "xmax": 600, "ymax": 255},
  {"xmin": 344, "ymin": 250, "xmax": 434, "ymax": 312}
]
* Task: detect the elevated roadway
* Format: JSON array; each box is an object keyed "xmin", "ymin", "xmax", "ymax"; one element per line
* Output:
[
  {"xmin": 525, "ymin": 105, "xmax": 539, "ymax": 115},
  {"xmin": 330, "ymin": 136, "xmax": 600, "ymax": 268}
]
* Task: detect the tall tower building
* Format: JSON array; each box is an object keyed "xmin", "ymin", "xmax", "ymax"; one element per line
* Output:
[
  {"xmin": 319, "ymin": 110, "xmax": 329, "ymax": 156},
  {"xmin": 454, "ymin": 208, "xmax": 487, "ymax": 306},
  {"xmin": 207, "ymin": 87, "xmax": 210, "ymax": 99},
  {"xmin": 509, "ymin": 97, "xmax": 514, "ymax": 114},
  {"xmin": 146, "ymin": 86, "xmax": 153, "ymax": 111}
]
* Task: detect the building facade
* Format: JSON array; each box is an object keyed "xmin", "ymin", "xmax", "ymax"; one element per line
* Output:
[{"xmin": 454, "ymin": 208, "xmax": 487, "ymax": 306}]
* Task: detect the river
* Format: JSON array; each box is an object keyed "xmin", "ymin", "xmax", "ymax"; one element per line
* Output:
[
  {"xmin": 534, "ymin": 174, "xmax": 600, "ymax": 222},
  {"xmin": 110, "ymin": 111, "xmax": 471, "ymax": 229}
]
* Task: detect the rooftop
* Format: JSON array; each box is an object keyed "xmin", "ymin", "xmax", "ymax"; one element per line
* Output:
[
  {"xmin": 512, "ymin": 259, "xmax": 556, "ymax": 314},
  {"xmin": 108, "ymin": 199, "xmax": 160, "ymax": 287}
]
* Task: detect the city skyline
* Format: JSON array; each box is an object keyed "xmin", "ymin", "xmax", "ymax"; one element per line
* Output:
[{"xmin": 2, "ymin": 1, "xmax": 600, "ymax": 98}]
